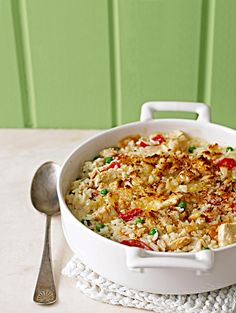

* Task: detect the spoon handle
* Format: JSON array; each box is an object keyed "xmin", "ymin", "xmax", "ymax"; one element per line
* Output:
[{"xmin": 33, "ymin": 215, "xmax": 56, "ymax": 304}]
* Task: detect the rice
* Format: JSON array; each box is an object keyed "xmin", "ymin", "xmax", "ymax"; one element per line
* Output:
[{"xmin": 65, "ymin": 130, "xmax": 236, "ymax": 252}]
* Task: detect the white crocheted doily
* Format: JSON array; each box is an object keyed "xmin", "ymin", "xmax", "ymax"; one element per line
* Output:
[{"xmin": 62, "ymin": 256, "xmax": 236, "ymax": 313}]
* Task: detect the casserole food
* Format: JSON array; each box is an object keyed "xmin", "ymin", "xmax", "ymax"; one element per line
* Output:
[
  {"xmin": 58, "ymin": 101, "xmax": 236, "ymax": 294},
  {"xmin": 65, "ymin": 130, "xmax": 236, "ymax": 253}
]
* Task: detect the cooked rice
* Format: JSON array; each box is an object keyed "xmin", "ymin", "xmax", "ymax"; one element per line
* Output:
[{"xmin": 65, "ymin": 130, "xmax": 236, "ymax": 252}]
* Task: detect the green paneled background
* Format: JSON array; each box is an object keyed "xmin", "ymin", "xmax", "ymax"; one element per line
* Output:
[
  {"xmin": 0, "ymin": 0, "xmax": 24, "ymax": 127},
  {"xmin": 1, "ymin": 0, "xmax": 236, "ymax": 129}
]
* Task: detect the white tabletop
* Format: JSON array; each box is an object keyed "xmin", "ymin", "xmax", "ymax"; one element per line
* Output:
[{"xmin": 0, "ymin": 129, "xmax": 144, "ymax": 313}]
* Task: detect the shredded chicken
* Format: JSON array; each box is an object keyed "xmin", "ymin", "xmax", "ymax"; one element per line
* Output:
[{"xmin": 66, "ymin": 130, "xmax": 236, "ymax": 252}]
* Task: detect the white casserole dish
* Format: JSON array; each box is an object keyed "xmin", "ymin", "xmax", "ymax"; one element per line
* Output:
[{"xmin": 58, "ymin": 101, "xmax": 236, "ymax": 294}]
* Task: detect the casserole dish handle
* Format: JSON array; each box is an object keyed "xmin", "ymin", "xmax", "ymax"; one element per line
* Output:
[
  {"xmin": 126, "ymin": 248, "xmax": 214, "ymax": 273},
  {"xmin": 140, "ymin": 101, "xmax": 211, "ymax": 123}
]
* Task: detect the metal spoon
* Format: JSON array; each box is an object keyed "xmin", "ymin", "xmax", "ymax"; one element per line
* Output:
[{"xmin": 31, "ymin": 161, "xmax": 60, "ymax": 304}]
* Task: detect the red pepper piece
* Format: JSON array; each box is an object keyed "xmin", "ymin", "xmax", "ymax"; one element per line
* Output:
[
  {"xmin": 202, "ymin": 214, "xmax": 212, "ymax": 223},
  {"xmin": 120, "ymin": 239, "xmax": 154, "ymax": 251},
  {"xmin": 139, "ymin": 141, "xmax": 149, "ymax": 147},
  {"xmin": 108, "ymin": 161, "xmax": 120, "ymax": 169},
  {"xmin": 231, "ymin": 203, "xmax": 236, "ymax": 212},
  {"xmin": 119, "ymin": 208, "xmax": 142, "ymax": 222},
  {"xmin": 151, "ymin": 134, "xmax": 165, "ymax": 144},
  {"xmin": 217, "ymin": 158, "xmax": 236, "ymax": 169}
]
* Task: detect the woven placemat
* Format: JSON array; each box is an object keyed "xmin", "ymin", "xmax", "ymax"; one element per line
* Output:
[{"xmin": 62, "ymin": 255, "xmax": 236, "ymax": 313}]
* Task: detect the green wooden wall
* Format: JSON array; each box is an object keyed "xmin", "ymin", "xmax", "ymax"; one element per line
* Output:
[{"xmin": 1, "ymin": 0, "xmax": 236, "ymax": 129}]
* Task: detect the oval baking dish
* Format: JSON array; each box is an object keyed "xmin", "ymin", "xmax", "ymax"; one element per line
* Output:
[{"xmin": 57, "ymin": 101, "xmax": 236, "ymax": 294}]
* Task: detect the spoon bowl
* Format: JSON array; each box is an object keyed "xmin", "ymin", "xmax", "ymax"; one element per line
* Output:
[
  {"xmin": 31, "ymin": 161, "xmax": 60, "ymax": 304},
  {"xmin": 31, "ymin": 161, "xmax": 60, "ymax": 216}
]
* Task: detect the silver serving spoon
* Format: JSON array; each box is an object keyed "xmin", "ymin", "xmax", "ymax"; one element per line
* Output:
[{"xmin": 31, "ymin": 161, "xmax": 60, "ymax": 304}]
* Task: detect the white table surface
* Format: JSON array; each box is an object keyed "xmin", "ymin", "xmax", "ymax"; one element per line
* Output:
[{"xmin": 0, "ymin": 129, "xmax": 145, "ymax": 313}]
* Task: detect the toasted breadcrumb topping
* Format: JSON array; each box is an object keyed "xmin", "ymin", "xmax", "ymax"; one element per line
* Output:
[{"xmin": 66, "ymin": 130, "xmax": 236, "ymax": 252}]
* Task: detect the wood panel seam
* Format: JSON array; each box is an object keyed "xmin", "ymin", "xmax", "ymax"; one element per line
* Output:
[
  {"xmin": 108, "ymin": 0, "xmax": 122, "ymax": 126},
  {"xmin": 197, "ymin": 0, "xmax": 216, "ymax": 105},
  {"xmin": 11, "ymin": 0, "xmax": 37, "ymax": 128}
]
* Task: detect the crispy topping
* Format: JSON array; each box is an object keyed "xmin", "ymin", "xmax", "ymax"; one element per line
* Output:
[{"xmin": 66, "ymin": 130, "xmax": 236, "ymax": 252}]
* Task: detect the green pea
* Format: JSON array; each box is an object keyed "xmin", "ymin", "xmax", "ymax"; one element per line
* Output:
[
  {"xmin": 188, "ymin": 146, "xmax": 196, "ymax": 153},
  {"xmin": 134, "ymin": 217, "xmax": 145, "ymax": 224},
  {"xmin": 96, "ymin": 223, "xmax": 105, "ymax": 231},
  {"xmin": 226, "ymin": 146, "xmax": 234, "ymax": 152},
  {"xmin": 100, "ymin": 189, "xmax": 108, "ymax": 196},
  {"xmin": 104, "ymin": 156, "xmax": 113, "ymax": 164},
  {"xmin": 149, "ymin": 227, "xmax": 158, "ymax": 236},
  {"xmin": 177, "ymin": 201, "xmax": 187, "ymax": 210}
]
